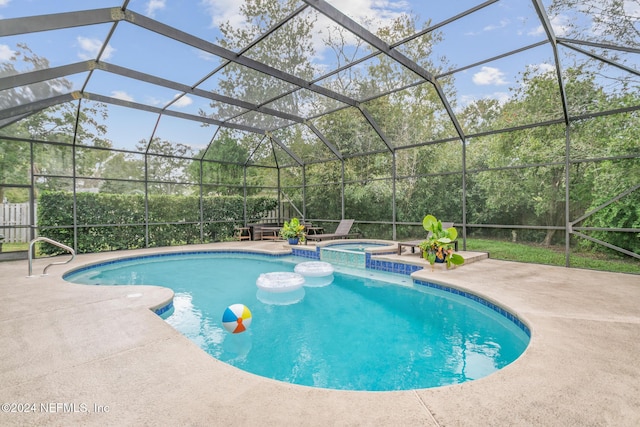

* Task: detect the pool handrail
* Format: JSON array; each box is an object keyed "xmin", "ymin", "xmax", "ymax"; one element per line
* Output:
[{"xmin": 28, "ymin": 237, "xmax": 76, "ymax": 277}]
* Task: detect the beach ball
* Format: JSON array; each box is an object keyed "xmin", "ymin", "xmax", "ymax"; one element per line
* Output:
[{"xmin": 222, "ymin": 304, "xmax": 252, "ymax": 334}]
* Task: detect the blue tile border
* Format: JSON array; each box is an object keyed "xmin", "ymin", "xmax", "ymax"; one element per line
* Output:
[
  {"xmin": 153, "ymin": 300, "xmax": 174, "ymax": 317},
  {"xmin": 414, "ymin": 279, "xmax": 531, "ymax": 337},
  {"xmin": 366, "ymin": 252, "xmax": 422, "ymax": 275},
  {"xmin": 291, "ymin": 247, "xmax": 320, "ymax": 259},
  {"xmin": 63, "ymin": 250, "xmax": 293, "ymax": 279}
]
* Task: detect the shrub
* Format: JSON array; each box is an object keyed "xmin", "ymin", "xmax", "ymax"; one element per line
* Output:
[{"xmin": 37, "ymin": 191, "xmax": 277, "ymax": 254}]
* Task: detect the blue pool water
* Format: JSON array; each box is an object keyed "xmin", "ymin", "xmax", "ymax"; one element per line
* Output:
[
  {"xmin": 65, "ymin": 252, "xmax": 530, "ymax": 391},
  {"xmin": 320, "ymin": 242, "xmax": 391, "ymax": 267},
  {"xmin": 324, "ymin": 242, "xmax": 389, "ymax": 252}
]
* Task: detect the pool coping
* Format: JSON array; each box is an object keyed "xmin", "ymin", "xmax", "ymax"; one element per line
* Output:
[{"xmin": 1, "ymin": 241, "xmax": 638, "ymax": 425}]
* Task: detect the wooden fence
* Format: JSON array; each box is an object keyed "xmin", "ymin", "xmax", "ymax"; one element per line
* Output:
[
  {"xmin": 261, "ymin": 204, "xmax": 296, "ymax": 224},
  {"xmin": 0, "ymin": 203, "xmax": 34, "ymax": 243}
]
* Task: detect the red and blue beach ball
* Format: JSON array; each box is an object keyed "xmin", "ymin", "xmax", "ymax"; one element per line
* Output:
[{"xmin": 222, "ymin": 304, "xmax": 252, "ymax": 334}]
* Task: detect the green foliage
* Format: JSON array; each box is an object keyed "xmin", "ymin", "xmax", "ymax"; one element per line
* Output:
[
  {"xmin": 548, "ymin": 0, "xmax": 639, "ymax": 51},
  {"xmin": 579, "ymin": 171, "xmax": 640, "ymax": 255},
  {"xmin": 280, "ymin": 217, "xmax": 305, "ymax": 240},
  {"xmin": 0, "ymin": 139, "xmax": 31, "ymax": 193},
  {"xmin": 305, "ymin": 162, "xmax": 342, "ymax": 220},
  {"xmin": 462, "ymin": 67, "xmax": 639, "ymax": 252},
  {"xmin": 37, "ymin": 191, "xmax": 277, "ymax": 254},
  {"xmin": 0, "ymin": 43, "xmax": 112, "ymax": 198},
  {"xmin": 419, "ymin": 214, "xmax": 464, "ymax": 268},
  {"xmin": 211, "ymin": 0, "xmax": 316, "ymax": 145},
  {"xmin": 141, "ymin": 138, "xmax": 195, "ymax": 195},
  {"xmin": 345, "ymin": 179, "xmax": 393, "ymax": 222}
]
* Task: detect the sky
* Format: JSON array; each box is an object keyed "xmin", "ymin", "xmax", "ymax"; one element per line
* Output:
[{"xmin": 0, "ymin": 0, "xmax": 637, "ymax": 151}]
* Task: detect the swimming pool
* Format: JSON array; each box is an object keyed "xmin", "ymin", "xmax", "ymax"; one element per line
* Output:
[{"xmin": 65, "ymin": 252, "xmax": 530, "ymax": 391}]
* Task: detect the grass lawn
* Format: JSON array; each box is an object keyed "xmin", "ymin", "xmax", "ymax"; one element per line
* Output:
[
  {"xmin": 0, "ymin": 242, "xmax": 29, "ymax": 252},
  {"xmin": 465, "ymin": 238, "xmax": 639, "ymax": 274}
]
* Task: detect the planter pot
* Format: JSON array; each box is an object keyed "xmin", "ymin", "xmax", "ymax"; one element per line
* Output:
[
  {"xmin": 423, "ymin": 249, "xmax": 445, "ymax": 263},
  {"xmin": 287, "ymin": 237, "xmax": 299, "ymax": 245}
]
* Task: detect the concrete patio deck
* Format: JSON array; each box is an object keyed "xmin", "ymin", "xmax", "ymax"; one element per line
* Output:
[{"xmin": 0, "ymin": 241, "xmax": 638, "ymax": 426}]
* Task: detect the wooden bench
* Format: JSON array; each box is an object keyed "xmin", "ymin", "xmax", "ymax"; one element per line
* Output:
[
  {"xmin": 398, "ymin": 222, "xmax": 459, "ymax": 255},
  {"xmin": 259, "ymin": 226, "xmax": 281, "ymax": 240},
  {"xmin": 397, "ymin": 239, "xmax": 458, "ymax": 255},
  {"xmin": 233, "ymin": 226, "xmax": 251, "ymax": 241}
]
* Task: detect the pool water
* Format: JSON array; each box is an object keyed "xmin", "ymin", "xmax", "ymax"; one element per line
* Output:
[
  {"xmin": 65, "ymin": 252, "xmax": 530, "ymax": 391},
  {"xmin": 320, "ymin": 243, "xmax": 390, "ymax": 267},
  {"xmin": 324, "ymin": 242, "xmax": 389, "ymax": 252}
]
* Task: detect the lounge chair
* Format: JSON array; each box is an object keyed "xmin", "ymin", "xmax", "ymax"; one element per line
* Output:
[
  {"xmin": 397, "ymin": 222, "xmax": 458, "ymax": 254},
  {"xmin": 305, "ymin": 219, "xmax": 357, "ymax": 242}
]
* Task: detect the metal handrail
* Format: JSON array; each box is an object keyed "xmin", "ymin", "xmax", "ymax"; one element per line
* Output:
[{"xmin": 28, "ymin": 237, "xmax": 76, "ymax": 277}]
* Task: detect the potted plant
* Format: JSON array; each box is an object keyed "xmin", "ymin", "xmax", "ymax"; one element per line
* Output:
[
  {"xmin": 280, "ymin": 218, "xmax": 305, "ymax": 245},
  {"xmin": 418, "ymin": 215, "xmax": 464, "ymax": 269}
]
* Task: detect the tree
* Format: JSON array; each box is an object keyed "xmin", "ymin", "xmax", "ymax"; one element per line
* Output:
[
  {"xmin": 465, "ymin": 64, "xmax": 640, "ymax": 247},
  {"xmin": 548, "ymin": 0, "xmax": 640, "ymax": 49},
  {"xmin": 465, "ymin": 68, "xmax": 585, "ymax": 244},
  {"xmin": 188, "ymin": 130, "xmax": 251, "ymax": 195},
  {"xmin": 197, "ymin": 0, "xmax": 319, "ymax": 192},
  {"xmin": 138, "ymin": 138, "xmax": 194, "ymax": 195},
  {"xmin": 0, "ymin": 43, "xmax": 112, "ymax": 199},
  {"xmin": 570, "ymin": 92, "xmax": 640, "ymax": 255},
  {"xmin": 0, "ymin": 43, "xmax": 72, "ymax": 111},
  {"xmin": 207, "ymin": 0, "xmax": 317, "ymax": 122},
  {"xmin": 99, "ymin": 152, "xmax": 145, "ymax": 194}
]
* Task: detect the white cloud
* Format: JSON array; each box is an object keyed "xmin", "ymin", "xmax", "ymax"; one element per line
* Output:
[
  {"xmin": 77, "ymin": 37, "xmax": 115, "ymax": 60},
  {"xmin": 528, "ymin": 14, "xmax": 570, "ymax": 37},
  {"xmin": 145, "ymin": 96, "xmax": 164, "ymax": 106},
  {"xmin": 0, "ymin": 0, "xmax": 10, "ymax": 7},
  {"xmin": 465, "ymin": 18, "xmax": 509, "ymax": 37},
  {"xmin": 483, "ymin": 19, "xmax": 510, "ymax": 32},
  {"xmin": 0, "ymin": 44, "xmax": 16, "ymax": 61},
  {"xmin": 172, "ymin": 94, "xmax": 193, "ymax": 107},
  {"xmin": 536, "ymin": 63, "xmax": 556, "ymax": 74},
  {"xmin": 146, "ymin": 0, "xmax": 166, "ymax": 18},
  {"xmin": 528, "ymin": 25, "xmax": 544, "ymax": 36},
  {"xmin": 325, "ymin": 0, "xmax": 408, "ymax": 29},
  {"xmin": 201, "ymin": 0, "xmax": 245, "ymax": 29},
  {"xmin": 549, "ymin": 15, "xmax": 570, "ymax": 37},
  {"xmin": 491, "ymin": 91, "xmax": 510, "ymax": 104},
  {"xmin": 472, "ymin": 66, "xmax": 508, "ymax": 86},
  {"xmin": 111, "ymin": 91, "xmax": 134, "ymax": 102}
]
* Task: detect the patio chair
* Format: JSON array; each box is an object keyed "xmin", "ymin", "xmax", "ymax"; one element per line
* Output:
[{"xmin": 305, "ymin": 219, "xmax": 357, "ymax": 242}]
